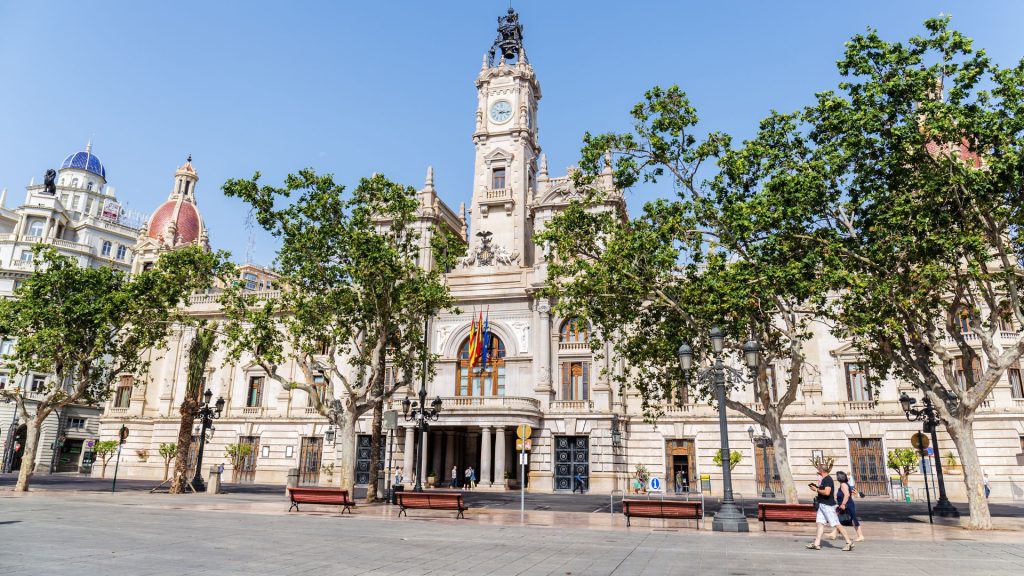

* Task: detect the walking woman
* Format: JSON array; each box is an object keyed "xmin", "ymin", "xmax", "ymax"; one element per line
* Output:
[
  {"xmin": 807, "ymin": 464, "xmax": 854, "ymax": 551},
  {"xmin": 829, "ymin": 471, "xmax": 865, "ymax": 542}
]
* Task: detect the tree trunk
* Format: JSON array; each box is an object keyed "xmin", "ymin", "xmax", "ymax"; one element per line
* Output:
[
  {"xmin": 14, "ymin": 418, "xmax": 41, "ymax": 492},
  {"xmin": 337, "ymin": 411, "xmax": 357, "ymax": 495},
  {"xmin": 169, "ymin": 397, "xmax": 199, "ymax": 494},
  {"xmin": 763, "ymin": 415, "xmax": 799, "ymax": 504},
  {"xmin": 163, "ymin": 458, "xmax": 170, "ymax": 482},
  {"xmin": 366, "ymin": 399, "xmax": 383, "ymax": 503},
  {"xmin": 946, "ymin": 415, "xmax": 991, "ymax": 529}
]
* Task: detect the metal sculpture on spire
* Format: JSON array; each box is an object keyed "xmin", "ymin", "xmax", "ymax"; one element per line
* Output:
[{"xmin": 488, "ymin": 7, "xmax": 524, "ymax": 66}]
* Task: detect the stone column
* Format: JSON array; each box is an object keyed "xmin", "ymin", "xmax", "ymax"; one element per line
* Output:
[
  {"xmin": 480, "ymin": 426, "xmax": 492, "ymax": 486},
  {"xmin": 444, "ymin": 430, "xmax": 456, "ymax": 486},
  {"xmin": 535, "ymin": 299, "xmax": 553, "ymax": 392},
  {"xmin": 431, "ymin": 431, "xmax": 444, "ymax": 484},
  {"xmin": 419, "ymin": 429, "xmax": 429, "ymax": 485},
  {"xmin": 403, "ymin": 426, "xmax": 415, "ymax": 479},
  {"xmin": 493, "ymin": 426, "xmax": 507, "ymax": 488}
]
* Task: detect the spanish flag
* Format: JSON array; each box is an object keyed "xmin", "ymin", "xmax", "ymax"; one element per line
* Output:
[{"xmin": 467, "ymin": 313, "xmax": 479, "ymax": 371}]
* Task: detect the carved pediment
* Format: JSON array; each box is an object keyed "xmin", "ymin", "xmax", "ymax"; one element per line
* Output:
[{"xmin": 483, "ymin": 148, "xmax": 515, "ymax": 166}]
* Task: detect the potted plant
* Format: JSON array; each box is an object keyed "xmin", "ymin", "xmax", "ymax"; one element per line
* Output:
[
  {"xmin": 427, "ymin": 470, "xmax": 437, "ymax": 487},
  {"xmin": 505, "ymin": 470, "xmax": 518, "ymax": 489},
  {"xmin": 158, "ymin": 443, "xmax": 176, "ymax": 481},
  {"xmin": 224, "ymin": 443, "xmax": 254, "ymax": 483},
  {"xmin": 944, "ymin": 451, "xmax": 961, "ymax": 474},
  {"xmin": 321, "ymin": 463, "xmax": 335, "ymax": 485}
]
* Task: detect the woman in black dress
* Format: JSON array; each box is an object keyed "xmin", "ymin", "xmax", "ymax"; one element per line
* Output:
[{"xmin": 830, "ymin": 471, "xmax": 865, "ymax": 542}]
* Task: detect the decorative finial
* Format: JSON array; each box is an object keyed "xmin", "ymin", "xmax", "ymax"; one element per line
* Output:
[
  {"xmin": 482, "ymin": 53, "xmax": 489, "ymax": 71},
  {"xmin": 539, "ymin": 154, "xmax": 548, "ymax": 179},
  {"xmin": 603, "ymin": 150, "xmax": 614, "ymax": 175},
  {"xmin": 187, "ymin": 154, "xmax": 192, "ymax": 163},
  {"xmin": 426, "ymin": 165, "xmax": 434, "ymax": 188},
  {"xmin": 85, "ymin": 138, "xmax": 93, "ymax": 154}
]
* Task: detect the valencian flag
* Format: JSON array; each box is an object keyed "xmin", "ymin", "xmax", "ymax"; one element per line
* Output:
[{"xmin": 479, "ymin": 310, "xmax": 490, "ymax": 371}]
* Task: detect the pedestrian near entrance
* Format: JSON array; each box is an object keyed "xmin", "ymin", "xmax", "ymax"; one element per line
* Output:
[
  {"xmin": 470, "ymin": 466, "xmax": 477, "ymax": 489},
  {"xmin": 807, "ymin": 464, "xmax": 854, "ymax": 551},
  {"xmin": 674, "ymin": 470, "xmax": 684, "ymax": 494},
  {"xmin": 984, "ymin": 471, "xmax": 990, "ymax": 499},
  {"xmin": 450, "ymin": 465, "xmax": 459, "ymax": 488},
  {"xmin": 395, "ymin": 466, "xmax": 404, "ymax": 486},
  {"xmin": 573, "ymin": 472, "xmax": 585, "ymax": 494},
  {"xmin": 828, "ymin": 471, "xmax": 864, "ymax": 542},
  {"xmin": 464, "ymin": 466, "xmax": 473, "ymax": 490}
]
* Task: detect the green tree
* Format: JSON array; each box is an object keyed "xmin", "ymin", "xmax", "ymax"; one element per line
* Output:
[
  {"xmin": 224, "ymin": 443, "xmax": 253, "ymax": 483},
  {"xmin": 801, "ymin": 17, "xmax": 1024, "ymax": 529},
  {"xmin": 887, "ymin": 448, "xmax": 921, "ymax": 490},
  {"xmin": 713, "ymin": 449, "xmax": 743, "ymax": 471},
  {"xmin": 169, "ymin": 324, "xmax": 219, "ymax": 494},
  {"xmin": 538, "ymin": 86, "xmax": 832, "ymax": 505},
  {"xmin": 158, "ymin": 442, "xmax": 177, "ymax": 482},
  {"xmin": 94, "ymin": 440, "xmax": 120, "ymax": 479},
  {"xmin": 221, "ymin": 170, "xmax": 460, "ymax": 499},
  {"xmin": 0, "ymin": 245, "xmax": 225, "ymax": 492}
]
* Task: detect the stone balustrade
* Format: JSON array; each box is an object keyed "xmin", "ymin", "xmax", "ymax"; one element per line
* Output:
[{"xmin": 549, "ymin": 399, "xmax": 593, "ymax": 412}]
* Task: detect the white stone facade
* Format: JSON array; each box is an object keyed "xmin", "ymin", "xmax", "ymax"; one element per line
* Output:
[{"xmin": 95, "ymin": 30, "xmax": 1024, "ymax": 502}]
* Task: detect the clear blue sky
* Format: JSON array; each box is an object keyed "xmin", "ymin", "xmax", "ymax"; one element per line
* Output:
[{"xmin": 1, "ymin": 1, "xmax": 1021, "ymax": 266}]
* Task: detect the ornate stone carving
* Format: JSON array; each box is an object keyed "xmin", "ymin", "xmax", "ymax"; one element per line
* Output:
[
  {"xmin": 510, "ymin": 320, "xmax": 530, "ymax": 353},
  {"xmin": 436, "ymin": 324, "xmax": 452, "ymax": 353},
  {"xmin": 457, "ymin": 230, "xmax": 520, "ymax": 268},
  {"xmin": 536, "ymin": 299, "xmax": 551, "ymax": 314}
]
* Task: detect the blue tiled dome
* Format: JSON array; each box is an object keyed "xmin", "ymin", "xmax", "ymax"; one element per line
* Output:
[{"xmin": 60, "ymin": 150, "xmax": 106, "ymax": 179}]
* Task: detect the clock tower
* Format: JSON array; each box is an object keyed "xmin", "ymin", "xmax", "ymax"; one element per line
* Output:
[{"xmin": 468, "ymin": 7, "xmax": 540, "ymax": 268}]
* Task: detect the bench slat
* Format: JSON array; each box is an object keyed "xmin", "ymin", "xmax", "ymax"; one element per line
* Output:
[
  {"xmin": 288, "ymin": 488, "xmax": 354, "ymax": 514},
  {"xmin": 396, "ymin": 492, "xmax": 468, "ymax": 519},
  {"xmin": 756, "ymin": 503, "xmax": 817, "ymax": 531},
  {"xmin": 621, "ymin": 499, "xmax": 703, "ymax": 528}
]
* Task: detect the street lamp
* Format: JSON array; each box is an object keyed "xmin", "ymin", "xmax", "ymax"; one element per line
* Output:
[
  {"xmin": 402, "ymin": 387, "xmax": 442, "ymax": 492},
  {"xmin": 678, "ymin": 327, "xmax": 760, "ymax": 532},
  {"xmin": 190, "ymin": 389, "xmax": 225, "ymax": 492},
  {"xmin": 899, "ymin": 391, "xmax": 959, "ymax": 517},
  {"xmin": 747, "ymin": 425, "xmax": 775, "ymax": 498}
]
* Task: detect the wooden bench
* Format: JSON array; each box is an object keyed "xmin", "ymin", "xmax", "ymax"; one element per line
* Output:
[
  {"xmin": 288, "ymin": 487, "xmax": 355, "ymax": 514},
  {"xmin": 756, "ymin": 503, "xmax": 817, "ymax": 531},
  {"xmin": 621, "ymin": 499, "xmax": 703, "ymax": 528},
  {"xmin": 396, "ymin": 491, "xmax": 468, "ymax": 519}
]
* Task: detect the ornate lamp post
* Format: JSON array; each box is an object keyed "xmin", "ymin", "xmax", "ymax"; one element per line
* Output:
[
  {"xmin": 190, "ymin": 389, "xmax": 225, "ymax": 492},
  {"xmin": 747, "ymin": 425, "xmax": 775, "ymax": 498},
  {"xmin": 678, "ymin": 326, "xmax": 760, "ymax": 532},
  {"xmin": 402, "ymin": 388, "xmax": 442, "ymax": 492},
  {"xmin": 899, "ymin": 392, "xmax": 959, "ymax": 517}
]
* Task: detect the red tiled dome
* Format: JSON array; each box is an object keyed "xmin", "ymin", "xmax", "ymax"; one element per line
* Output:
[{"xmin": 147, "ymin": 199, "xmax": 202, "ymax": 245}]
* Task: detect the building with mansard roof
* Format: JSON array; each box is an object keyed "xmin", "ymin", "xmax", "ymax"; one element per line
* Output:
[{"xmin": 94, "ymin": 10, "xmax": 1024, "ymax": 501}]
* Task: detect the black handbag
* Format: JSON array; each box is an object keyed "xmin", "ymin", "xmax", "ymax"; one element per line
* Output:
[
  {"xmin": 812, "ymin": 496, "xmax": 820, "ymax": 511},
  {"xmin": 838, "ymin": 510, "xmax": 853, "ymax": 526}
]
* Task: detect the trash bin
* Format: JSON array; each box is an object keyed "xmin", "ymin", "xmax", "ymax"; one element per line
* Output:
[{"xmin": 392, "ymin": 484, "xmax": 404, "ymax": 505}]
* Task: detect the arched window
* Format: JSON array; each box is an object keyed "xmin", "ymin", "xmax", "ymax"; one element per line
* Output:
[
  {"xmin": 456, "ymin": 333, "xmax": 506, "ymax": 396},
  {"xmin": 101, "ymin": 241, "xmax": 111, "ymax": 257},
  {"xmin": 559, "ymin": 318, "xmax": 589, "ymax": 350},
  {"xmin": 115, "ymin": 245, "xmax": 127, "ymax": 260},
  {"xmin": 86, "ymin": 181, "xmax": 94, "ymax": 191},
  {"xmin": 27, "ymin": 220, "xmax": 44, "ymax": 237},
  {"xmin": 71, "ymin": 178, "xmax": 79, "ymax": 188}
]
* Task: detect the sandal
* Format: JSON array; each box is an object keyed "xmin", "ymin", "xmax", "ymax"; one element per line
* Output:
[
  {"xmin": 806, "ymin": 543, "xmax": 821, "ymax": 550},
  {"xmin": 842, "ymin": 543, "xmax": 854, "ymax": 552}
]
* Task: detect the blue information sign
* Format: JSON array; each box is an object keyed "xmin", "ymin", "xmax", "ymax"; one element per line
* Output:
[{"xmin": 649, "ymin": 477, "xmax": 662, "ymax": 491}]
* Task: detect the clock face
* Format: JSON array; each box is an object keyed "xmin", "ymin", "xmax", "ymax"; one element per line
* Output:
[{"xmin": 490, "ymin": 100, "xmax": 513, "ymax": 123}]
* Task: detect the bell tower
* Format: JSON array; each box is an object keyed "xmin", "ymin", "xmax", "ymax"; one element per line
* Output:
[{"xmin": 469, "ymin": 7, "xmax": 541, "ymax": 268}]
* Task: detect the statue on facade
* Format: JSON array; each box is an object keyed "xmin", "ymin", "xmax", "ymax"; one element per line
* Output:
[
  {"xmin": 488, "ymin": 7, "xmax": 524, "ymax": 65},
  {"xmin": 43, "ymin": 169, "xmax": 57, "ymax": 195}
]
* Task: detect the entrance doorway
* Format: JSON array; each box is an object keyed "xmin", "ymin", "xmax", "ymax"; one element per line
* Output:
[
  {"xmin": 849, "ymin": 438, "xmax": 888, "ymax": 496},
  {"xmin": 666, "ymin": 439, "xmax": 696, "ymax": 493},
  {"xmin": 56, "ymin": 439, "xmax": 84, "ymax": 473},
  {"xmin": 298, "ymin": 436, "xmax": 323, "ymax": 486},
  {"xmin": 553, "ymin": 436, "xmax": 589, "ymax": 491},
  {"xmin": 236, "ymin": 436, "xmax": 259, "ymax": 484},
  {"xmin": 355, "ymin": 434, "xmax": 385, "ymax": 485},
  {"xmin": 753, "ymin": 443, "xmax": 782, "ymax": 496}
]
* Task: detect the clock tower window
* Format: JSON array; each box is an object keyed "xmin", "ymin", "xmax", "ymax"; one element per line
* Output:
[{"xmin": 491, "ymin": 167, "xmax": 506, "ymax": 190}]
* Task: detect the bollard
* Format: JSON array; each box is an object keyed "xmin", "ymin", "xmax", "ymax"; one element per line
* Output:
[
  {"xmin": 286, "ymin": 467, "xmax": 299, "ymax": 496},
  {"xmin": 207, "ymin": 465, "xmax": 222, "ymax": 495}
]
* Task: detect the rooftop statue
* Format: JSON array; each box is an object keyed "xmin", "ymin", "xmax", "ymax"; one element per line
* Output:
[{"xmin": 43, "ymin": 169, "xmax": 57, "ymax": 195}]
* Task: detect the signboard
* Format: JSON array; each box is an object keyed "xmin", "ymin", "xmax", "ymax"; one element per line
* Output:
[
  {"xmin": 911, "ymin": 432, "xmax": 930, "ymax": 451},
  {"xmin": 516, "ymin": 424, "xmax": 532, "ymax": 440},
  {"xmin": 383, "ymin": 410, "xmax": 397, "ymax": 430},
  {"xmin": 515, "ymin": 439, "xmax": 532, "ymax": 451},
  {"xmin": 700, "ymin": 474, "xmax": 711, "ymax": 493},
  {"xmin": 118, "ymin": 425, "xmax": 130, "ymax": 444},
  {"xmin": 648, "ymin": 477, "xmax": 663, "ymax": 492},
  {"xmin": 926, "ymin": 446, "xmax": 934, "ymax": 457},
  {"xmin": 101, "ymin": 199, "xmax": 122, "ymax": 221},
  {"xmin": 519, "ymin": 453, "xmax": 528, "ymax": 466},
  {"xmin": 86, "ymin": 439, "xmax": 95, "ymax": 449}
]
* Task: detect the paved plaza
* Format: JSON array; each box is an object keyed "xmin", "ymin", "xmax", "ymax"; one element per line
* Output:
[{"xmin": 2, "ymin": 487, "xmax": 1024, "ymax": 576}]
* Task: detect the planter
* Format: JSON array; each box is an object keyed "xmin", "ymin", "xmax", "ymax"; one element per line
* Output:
[
  {"xmin": 427, "ymin": 475, "xmax": 437, "ymax": 487},
  {"xmin": 506, "ymin": 479, "xmax": 520, "ymax": 490}
]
